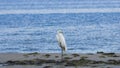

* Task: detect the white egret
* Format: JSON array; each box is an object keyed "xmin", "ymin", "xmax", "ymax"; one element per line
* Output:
[{"xmin": 56, "ymin": 30, "xmax": 67, "ymax": 61}]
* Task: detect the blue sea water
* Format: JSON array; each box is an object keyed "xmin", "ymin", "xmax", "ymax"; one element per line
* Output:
[
  {"xmin": 0, "ymin": 0, "xmax": 120, "ymax": 10},
  {"xmin": 0, "ymin": 13, "xmax": 120, "ymax": 53}
]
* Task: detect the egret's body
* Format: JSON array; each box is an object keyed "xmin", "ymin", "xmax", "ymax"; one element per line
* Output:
[{"xmin": 56, "ymin": 30, "xmax": 67, "ymax": 61}]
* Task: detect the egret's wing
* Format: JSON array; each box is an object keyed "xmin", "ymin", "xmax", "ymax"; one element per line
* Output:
[
  {"xmin": 59, "ymin": 33, "xmax": 67, "ymax": 51},
  {"xmin": 56, "ymin": 34, "xmax": 61, "ymax": 45}
]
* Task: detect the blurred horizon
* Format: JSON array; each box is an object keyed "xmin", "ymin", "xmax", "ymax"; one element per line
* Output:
[
  {"xmin": 0, "ymin": 0, "xmax": 120, "ymax": 14},
  {"xmin": 0, "ymin": 0, "xmax": 120, "ymax": 10}
]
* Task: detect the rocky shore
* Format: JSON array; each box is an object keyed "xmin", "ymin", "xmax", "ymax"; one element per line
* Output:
[{"xmin": 0, "ymin": 52, "xmax": 120, "ymax": 68}]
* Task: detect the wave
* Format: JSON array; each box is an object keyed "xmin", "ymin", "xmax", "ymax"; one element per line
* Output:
[{"xmin": 0, "ymin": 8, "xmax": 120, "ymax": 14}]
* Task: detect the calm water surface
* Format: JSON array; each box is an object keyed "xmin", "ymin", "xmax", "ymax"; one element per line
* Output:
[{"xmin": 0, "ymin": 13, "xmax": 120, "ymax": 53}]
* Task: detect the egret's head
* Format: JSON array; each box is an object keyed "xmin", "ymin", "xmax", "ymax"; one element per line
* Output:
[{"xmin": 57, "ymin": 30, "xmax": 63, "ymax": 33}]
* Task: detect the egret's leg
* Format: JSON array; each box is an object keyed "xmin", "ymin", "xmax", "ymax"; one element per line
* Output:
[{"xmin": 61, "ymin": 49, "xmax": 63, "ymax": 62}]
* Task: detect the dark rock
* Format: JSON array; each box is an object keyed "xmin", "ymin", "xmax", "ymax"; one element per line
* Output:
[
  {"xmin": 72, "ymin": 54, "xmax": 79, "ymax": 57},
  {"xmin": 107, "ymin": 60, "xmax": 120, "ymax": 65},
  {"xmin": 43, "ymin": 66, "xmax": 52, "ymax": 68},
  {"xmin": 44, "ymin": 54, "xmax": 51, "ymax": 58},
  {"xmin": 65, "ymin": 58, "xmax": 92, "ymax": 66},
  {"xmin": 97, "ymin": 51, "xmax": 104, "ymax": 54},
  {"xmin": 91, "ymin": 61, "xmax": 105, "ymax": 64}
]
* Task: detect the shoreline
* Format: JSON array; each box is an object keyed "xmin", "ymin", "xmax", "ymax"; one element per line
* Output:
[{"xmin": 0, "ymin": 52, "xmax": 120, "ymax": 68}]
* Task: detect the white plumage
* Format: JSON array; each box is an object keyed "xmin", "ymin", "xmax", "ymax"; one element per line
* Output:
[{"xmin": 56, "ymin": 30, "xmax": 67, "ymax": 51}]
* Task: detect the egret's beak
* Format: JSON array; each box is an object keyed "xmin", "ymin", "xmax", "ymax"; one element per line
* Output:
[{"xmin": 57, "ymin": 30, "xmax": 63, "ymax": 33}]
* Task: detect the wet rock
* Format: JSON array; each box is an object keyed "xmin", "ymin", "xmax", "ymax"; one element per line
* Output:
[
  {"xmin": 97, "ymin": 51, "xmax": 104, "ymax": 54},
  {"xmin": 107, "ymin": 60, "xmax": 120, "ymax": 65},
  {"xmin": 65, "ymin": 58, "xmax": 92, "ymax": 66},
  {"xmin": 44, "ymin": 54, "xmax": 51, "ymax": 58},
  {"xmin": 43, "ymin": 66, "xmax": 52, "ymax": 68},
  {"xmin": 102, "ymin": 53, "xmax": 119, "ymax": 57},
  {"xmin": 91, "ymin": 61, "xmax": 105, "ymax": 64},
  {"xmin": 72, "ymin": 54, "xmax": 79, "ymax": 57},
  {"xmin": 64, "ymin": 57, "xmax": 72, "ymax": 60},
  {"xmin": 5, "ymin": 59, "xmax": 56, "ymax": 65}
]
